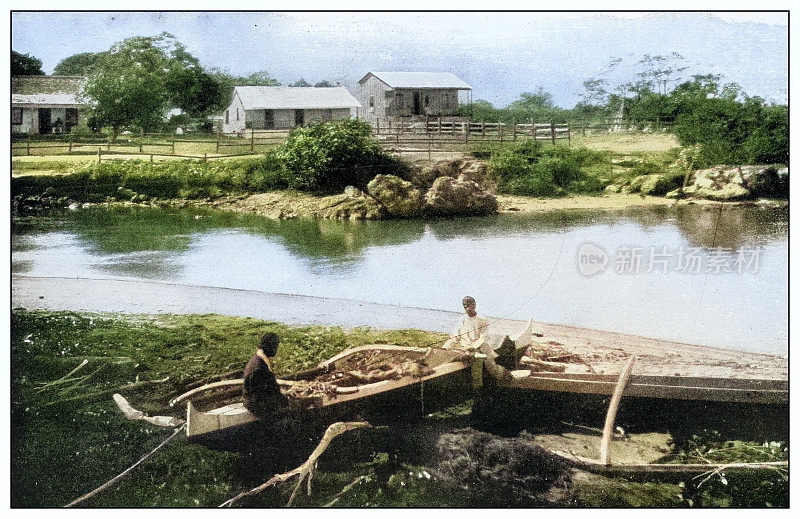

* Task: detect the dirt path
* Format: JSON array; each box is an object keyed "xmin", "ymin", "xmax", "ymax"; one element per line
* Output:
[{"xmin": 12, "ymin": 275, "xmax": 786, "ymax": 380}]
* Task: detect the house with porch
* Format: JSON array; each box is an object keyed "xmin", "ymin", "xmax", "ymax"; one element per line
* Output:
[
  {"xmin": 357, "ymin": 71, "xmax": 472, "ymax": 125},
  {"xmin": 12, "ymin": 76, "xmax": 89, "ymax": 135},
  {"xmin": 221, "ymin": 86, "xmax": 361, "ymax": 134}
]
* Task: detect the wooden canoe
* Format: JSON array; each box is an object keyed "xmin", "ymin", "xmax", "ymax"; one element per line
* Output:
[
  {"xmin": 481, "ymin": 338, "xmax": 788, "ymax": 405},
  {"xmin": 180, "ymin": 345, "xmax": 475, "ymax": 444}
]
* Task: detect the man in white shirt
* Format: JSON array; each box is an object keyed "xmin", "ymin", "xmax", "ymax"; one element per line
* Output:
[{"xmin": 442, "ymin": 296, "xmax": 490, "ymax": 351}]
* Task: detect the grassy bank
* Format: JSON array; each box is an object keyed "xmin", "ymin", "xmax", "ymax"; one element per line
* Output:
[{"xmin": 11, "ymin": 309, "xmax": 787, "ymax": 507}]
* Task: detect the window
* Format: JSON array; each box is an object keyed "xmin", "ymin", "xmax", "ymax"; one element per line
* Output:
[
  {"xmin": 236, "ymin": 108, "xmax": 240, "ymax": 121},
  {"xmin": 226, "ymin": 110, "xmax": 229, "ymax": 124},
  {"xmin": 12, "ymin": 108, "xmax": 22, "ymax": 125},
  {"xmin": 369, "ymin": 95, "xmax": 374, "ymax": 108},
  {"xmin": 425, "ymin": 94, "xmax": 430, "ymax": 107}
]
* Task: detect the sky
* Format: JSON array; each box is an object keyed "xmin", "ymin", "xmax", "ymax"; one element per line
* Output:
[{"xmin": 10, "ymin": 10, "xmax": 789, "ymax": 107}]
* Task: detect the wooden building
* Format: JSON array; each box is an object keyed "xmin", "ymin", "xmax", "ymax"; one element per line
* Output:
[
  {"xmin": 357, "ymin": 71, "xmax": 472, "ymax": 125},
  {"xmin": 11, "ymin": 76, "xmax": 88, "ymax": 135},
  {"xmin": 221, "ymin": 86, "xmax": 361, "ymax": 134}
]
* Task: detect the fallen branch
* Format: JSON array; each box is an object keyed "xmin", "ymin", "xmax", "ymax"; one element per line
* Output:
[
  {"xmin": 219, "ymin": 421, "xmax": 371, "ymax": 508},
  {"xmin": 65, "ymin": 424, "xmax": 185, "ymax": 507},
  {"xmin": 35, "ymin": 359, "xmax": 89, "ymax": 389},
  {"xmin": 324, "ymin": 471, "xmax": 374, "ymax": 507}
]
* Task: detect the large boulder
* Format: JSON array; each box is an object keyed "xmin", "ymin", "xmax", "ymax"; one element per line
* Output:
[
  {"xmin": 413, "ymin": 157, "xmax": 494, "ymax": 191},
  {"xmin": 424, "ymin": 174, "xmax": 498, "ymax": 216},
  {"xmin": 366, "ymin": 174, "xmax": 424, "ymax": 217},
  {"xmin": 682, "ymin": 165, "xmax": 787, "ymax": 201}
]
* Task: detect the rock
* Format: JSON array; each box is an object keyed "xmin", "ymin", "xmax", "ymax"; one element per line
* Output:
[
  {"xmin": 604, "ymin": 184, "xmax": 622, "ymax": 194},
  {"xmin": 68, "ymin": 202, "xmax": 80, "ymax": 210},
  {"xmin": 640, "ymin": 174, "xmax": 683, "ymax": 196},
  {"xmin": 412, "ymin": 157, "xmax": 493, "ymax": 191},
  {"xmin": 627, "ymin": 175, "xmax": 649, "ymax": 193},
  {"xmin": 366, "ymin": 174, "xmax": 423, "ymax": 218},
  {"xmin": 424, "ymin": 175, "xmax": 498, "ymax": 216},
  {"xmin": 682, "ymin": 165, "xmax": 786, "ymax": 201},
  {"xmin": 664, "ymin": 188, "xmax": 683, "ymax": 199},
  {"xmin": 343, "ymin": 185, "xmax": 362, "ymax": 196}
]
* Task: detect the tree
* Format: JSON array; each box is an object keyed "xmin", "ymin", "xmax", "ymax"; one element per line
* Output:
[
  {"xmin": 290, "ymin": 78, "xmax": 311, "ymax": 87},
  {"xmin": 12, "ymin": 50, "xmax": 44, "ymax": 75},
  {"xmin": 85, "ymin": 36, "xmax": 172, "ymax": 132},
  {"xmin": 314, "ymin": 80, "xmax": 335, "ymax": 87},
  {"xmin": 165, "ymin": 66, "xmax": 226, "ymax": 118},
  {"xmin": 53, "ymin": 52, "xmax": 107, "ymax": 76}
]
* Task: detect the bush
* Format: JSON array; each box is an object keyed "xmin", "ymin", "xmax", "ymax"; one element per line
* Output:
[
  {"xmin": 487, "ymin": 141, "xmax": 610, "ymax": 196},
  {"xmin": 673, "ymin": 98, "xmax": 788, "ymax": 166},
  {"xmin": 11, "ymin": 155, "xmax": 288, "ymax": 202},
  {"xmin": 275, "ymin": 119, "xmax": 408, "ymax": 194}
]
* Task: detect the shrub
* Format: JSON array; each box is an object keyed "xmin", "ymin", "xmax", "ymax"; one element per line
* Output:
[
  {"xmin": 275, "ymin": 119, "xmax": 408, "ymax": 194},
  {"xmin": 487, "ymin": 140, "xmax": 609, "ymax": 196}
]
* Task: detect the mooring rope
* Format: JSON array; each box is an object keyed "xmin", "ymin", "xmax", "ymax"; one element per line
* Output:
[{"xmin": 64, "ymin": 424, "xmax": 185, "ymax": 507}]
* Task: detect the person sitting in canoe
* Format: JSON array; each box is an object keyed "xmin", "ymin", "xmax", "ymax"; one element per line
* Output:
[
  {"xmin": 243, "ymin": 333, "xmax": 290, "ymax": 418},
  {"xmin": 442, "ymin": 296, "xmax": 490, "ymax": 351}
]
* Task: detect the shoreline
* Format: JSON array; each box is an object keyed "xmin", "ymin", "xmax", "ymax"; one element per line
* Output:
[
  {"xmin": 43, "ymin": 191, "xmax": 787, "ymax": 220},
  {"xmin": 12, "ymin": 274, "xmax": 787, "ymax": 380}
]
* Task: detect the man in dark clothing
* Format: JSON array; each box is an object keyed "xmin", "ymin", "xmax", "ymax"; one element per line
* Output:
[{"xmin": 243, "ymin": 333, "xmax": 290, "ymax": 418}]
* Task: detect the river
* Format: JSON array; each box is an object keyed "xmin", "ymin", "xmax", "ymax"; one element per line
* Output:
[{"xmin": 11, "ymin": 204, "xmax": 788, "ymax": 355}]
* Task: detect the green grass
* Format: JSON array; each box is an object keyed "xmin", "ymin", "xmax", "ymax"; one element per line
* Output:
[{"xmin": 11, "ymin": 309, "xmax": 447, "ymax": 507}]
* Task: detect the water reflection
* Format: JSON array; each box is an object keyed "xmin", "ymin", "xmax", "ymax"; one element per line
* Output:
[{"xmin": 11, "ymin": 204, "xmax": 787, "ymax": 353}]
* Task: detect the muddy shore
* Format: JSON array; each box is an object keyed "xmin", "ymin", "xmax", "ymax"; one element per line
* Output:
[{"xmin": 13, "ymin": 275, "xmax": 787, "ymax": 381}]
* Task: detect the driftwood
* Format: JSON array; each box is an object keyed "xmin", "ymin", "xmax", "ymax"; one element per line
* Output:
[
  {"xmin": 65, "ymin": 425, "xmax": 185, "ymax": 507},
  {"xmin": 346, "ymin": 367, "xmax": 399, "ymax": 383},
  {"xmin": 219, "ymin": 421, "xmax": 371, "ymax": 507}
]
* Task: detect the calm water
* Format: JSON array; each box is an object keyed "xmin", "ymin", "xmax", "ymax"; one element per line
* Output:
[{"xmin": 12, "ymin": 205, "xmax": 788, "ymax": 355}]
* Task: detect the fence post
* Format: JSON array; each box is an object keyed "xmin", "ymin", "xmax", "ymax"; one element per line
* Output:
[
  {"xmin": 216, "ymin": 138, "xmax": 220, "ymax": 153},
  {"xmin": 465, "ymin": 122, "xmax": 469, "ymax": 143},
  {"xmin": 499, "ymin": 123, "xmax": 503, "ymax": 143},
  {"xmin": 150, "ymin": 154, "xmax": 154, "ymax": 164},
  {"xmin": 171, "ymin": 139, "xmax": 175, "ymax": 155},
  {"xmin": 551, "ymin": 122, "xmax": 556, "ymax": 145},
  {"xmin": 425, "ymin": 115, "xmax": 429, "ymax": 134},
  {"xmin": 438, "ymin": 117, "xmax": 442, "ymax": 135},
  {"xmin": 139, "ymin": 130, "xmax": 144, "ymax": 153},
  {"xmin": 396, "ymin": 122, "xmax": 400, "ymax": 144},
  {"xmin": 27, "ymin": 141, "xmax": 31, "ymax": 156},
  {"xmin": 568, "ymin": 126, "xmax": 571, "ymax": 146},
  {"xmin": 68, "ymin": 137, "xmax": 73, "ymax": 153},
  {"xmin": 97, "ymin": 148, "xmax": 101, "ymax": 163},
  {"xmin": 513, "ymin": 120, "xmax": 517, "ymax": 141},
  {"xmin": 428, "ymin": 133, "xmax": 432, "ymax": 161},
  {"xmin": 481, "ymin": 122, "xmax": 485, "ymax": 138},
  {"xmin": 204, "ymin": 153, "xmax": 207, "ymax": 163},
  {"xmin": 250, "ymin": 131, "xmax": 255, "ymax": 152}
]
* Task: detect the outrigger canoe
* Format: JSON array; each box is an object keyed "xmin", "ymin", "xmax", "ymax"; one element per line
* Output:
[
  {"xmin": 171, "ymin": 345, "xmax": 475, "ymax": 446},
  {"xmin": 478, "ymin": 322, "xmax": 788, "ymax": 405}
]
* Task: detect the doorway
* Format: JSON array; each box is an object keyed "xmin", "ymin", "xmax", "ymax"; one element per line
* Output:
[
  {"xmin": 294, "ymin": 109, "xmax": 305, "ymax": 127},
  {"xmin": 413, "ymin": 92, "xmax": 422, "ymax": 115},
  {"xmin": 38, "ymin": 108, "xmax": 52, "ymax": 135},
  {"xmin": 264, "ymin": 110, "xmax": 274, "ymax": 130}
]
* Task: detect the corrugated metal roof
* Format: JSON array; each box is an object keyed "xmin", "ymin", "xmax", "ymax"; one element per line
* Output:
[
  {"xmin": 12, "ymin": 93, "xmax": 85, "ymax": 106},
  {"xmin": 235, "ymin": 86, "xmax": 361, "ymax": 110},
  {"xmin": 362, "ymin": 71, "xmax": 472, "ymax": 90},
  {"xmin": 11, "ymin": 76, "xmax": 89, "ymax": 106}
]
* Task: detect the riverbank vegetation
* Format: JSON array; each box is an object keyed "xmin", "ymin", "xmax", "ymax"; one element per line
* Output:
[{"xmin": 11, "ymin": 309, "xmax": 787, "ymax": 507}]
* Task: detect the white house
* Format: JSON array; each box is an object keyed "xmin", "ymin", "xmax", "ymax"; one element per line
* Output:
[
  {"xmin": 357, "ymin": 71, "xmax": 472, "ymax": 125},
  {"xmin": 12, "ymin": 76, "xmax": 89, "ymax": 135},
  {"xmin": 221, "ymin": 86, "xmax": 361, "ymax": 134}
]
